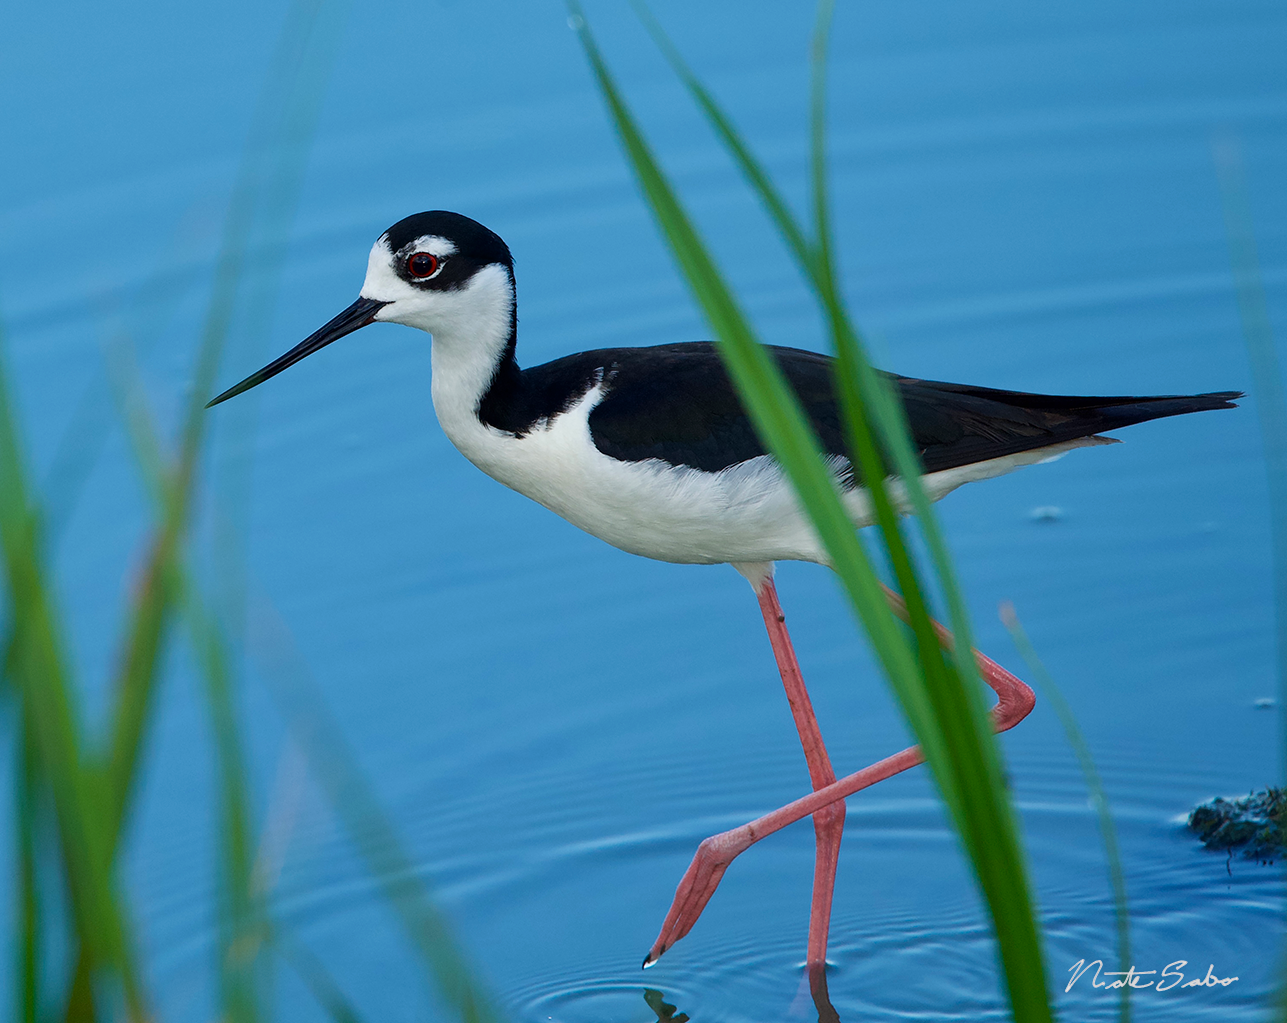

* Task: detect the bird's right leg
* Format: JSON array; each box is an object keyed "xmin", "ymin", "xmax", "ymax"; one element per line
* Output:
[{"xmin": 644, "ymin": 585, "xmax": 1035, "ymax": 966}]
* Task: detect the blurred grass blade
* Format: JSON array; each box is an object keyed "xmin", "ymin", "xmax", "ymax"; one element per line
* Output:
[
  {"xmin": 107, "ymin": 349, "xmax": 288, "ymax": 1022},
  {"xmin": 15, "ymin": 719, "xmax": 43, "ymax": 1023},
  {"xmin": 249, "ymin": 594, "xmax": 500, "ymax": 1023},
  {"xmin": 39, "ymin": 214, "xmax": 199, "ymax": 549},
  {"xmin": 1, "ymin": 237, "xmax": 195, "ymax": 1015},
  {"xmin": 63, "ymin": 0, "xmax": 346, "ymax": 1016},
  {"xmin": 1212, "ymin": 134, "xmax": 1287, "ymax": 784},
  {"xmin": 188, "ymin": 590, "xmax": 264, "ymax": 1021},
  {"xmin": 210, "ymin": 0, "xmax": 352, "ymax": 637},
  {"xmin": 72, "ymin": 348, "xmax": 205, "ymax": 1016},
  {"xmin": 198, "ymin": 2, "xmax": 353, "ymax": 1002},
  {"xmin": 101, "ymin": 0, "xmax": 339, "ymax": 840},
  {"xmin": 270, "ymin": 923, "xmax": 369, "ymax": 1023},
  {"xmin": 252, "ymin": 739, "xmax": 308, "ymax": 898},
  {"xmin": 634, "ymin": 0, "xmax": 986, "ymax": 693},
  {"xmin": 114, "ymin": 313, "xmax": 495, "ymax": 1023},
  {"xmin": 118, "ymin": 418, "xmax": 499, "ymax": 1023},
  {"xmin": 1002, "ymin": 602, "xmax": 1131, "ymax": 1023},
  {"xmin": 1211, "ymin": 131, "xmax": 1287, "ymax": 1023},
  {"xmin": 0, "ymin": 319, "xmax": 146, "ymax": 1021},
  {"xmin": 573, "ymin": 7, "xmax": 1051, "ymax": 1017},
  {"xmin": 106, "ymin": 311, "xmax": 271, "ymax": 1023}
]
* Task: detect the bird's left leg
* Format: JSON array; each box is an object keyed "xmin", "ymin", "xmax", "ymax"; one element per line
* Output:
[{"xmin": 753, "ymin": 575, "xmax": 845, "ymax": 975}]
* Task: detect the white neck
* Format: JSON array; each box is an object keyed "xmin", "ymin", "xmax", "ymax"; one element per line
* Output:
[{"xmin": 426, "ymin": 264, "xmax": 516, "ymax": 451}]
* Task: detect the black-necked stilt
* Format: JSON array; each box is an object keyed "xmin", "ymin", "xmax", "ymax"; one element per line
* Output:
[{"xmin": 208, "ymin": 210, "xmax": 1239, "ymax": 976}]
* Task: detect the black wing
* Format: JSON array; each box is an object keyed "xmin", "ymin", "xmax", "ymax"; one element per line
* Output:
[{"xmin": 518, "ymin": 342, "xmax": 1239, "ymax": 477}]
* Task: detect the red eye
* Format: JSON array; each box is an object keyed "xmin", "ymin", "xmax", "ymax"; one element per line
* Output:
[{"xmin": 408, "ymin": 252, "xmax": 439, "ymax": 278}]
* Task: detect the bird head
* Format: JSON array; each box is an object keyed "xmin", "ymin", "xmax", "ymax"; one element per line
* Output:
[{"xmin": 206, "ymin": 210, "xmax": 514, "ymax": 408}]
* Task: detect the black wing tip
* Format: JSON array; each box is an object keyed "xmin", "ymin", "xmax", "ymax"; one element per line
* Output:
[
  {"xmin": 1169, "ymin": 390, "xmax": 1243, "ymax": 412},
  {"xmin": 1093, "ymin": 390, "xmax": 1243, "ymax": 427},
  {"xmin": 1203, "ymin": 390, "xmax": 1244, "ymax": 408}
]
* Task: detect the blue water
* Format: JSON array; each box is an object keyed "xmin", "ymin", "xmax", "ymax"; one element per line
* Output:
[{"xmin": 2, "ymin": 0, "xmax": 1285, "ymax": 1019}]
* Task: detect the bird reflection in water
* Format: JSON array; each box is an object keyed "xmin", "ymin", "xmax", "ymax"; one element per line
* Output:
[
  {"xmin": 644, "ymin": 988, "xmax": 689, "ymax": 1022},
  {"xmin": 807, "ymin": 968, "xmax": 842, "ymax": 1023},
  {"xmin": 643, "ymin": 967, "xmax": 842, "ymax": 1022}
]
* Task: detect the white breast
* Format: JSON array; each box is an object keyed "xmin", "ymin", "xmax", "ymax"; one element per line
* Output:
[
  {"xmin": 431, "ymin": 374, "xmax": 822, "ymax": 564},
  {"xmin": 432, "ymin": 359, "xmax": 1107, "ymax": 567}
]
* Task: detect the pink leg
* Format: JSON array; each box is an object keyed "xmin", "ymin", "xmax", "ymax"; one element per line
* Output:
[
  {"xmin": 753, "ymin": 577, "xmax": 845, "ymax": 974},
  {"xmin": 645, "ymin": 585, "xmax": 1035, "ymax": 967}
]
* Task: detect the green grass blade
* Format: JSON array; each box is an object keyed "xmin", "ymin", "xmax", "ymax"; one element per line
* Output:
[
  {"xmin": 575, "ymin": 8, "xmax": 1052, "ymax": 1016},
  {"xmin": 198, "ymin": 6, "xmax": 352, "ymax": 1005},
  {"xmin": 804, "ymin": 0, "xmax": 951, "ymax": 691},
  {"xmin": 1003, "ymin": 603, "xmax": 1131, "ymax": 1023},
  {"xmin": 572, "ymin": 3, "xmax": 946, "ymax": 740},
  {"xmin": 39, "ymin": 222, "xmax": 196, "ymax": 549},
  {"xmin": 108, "ymin": 312, "xmax": 270, "ymax": 1023},
  {"xmin": 107, "ymin": 365, "xmax": 280, "ymax": 1023},
  {"xmin": 635, "ymin": 0, "xmax": 988, "ymax": 692},
  {"xmin": 802, "ymin": 0, "xmax": 988, "ymax": 790},
  {"xmin": 15, "ymin": 720, "xmax": 43, "ymax": 1023},
  {"xmin": 803, "ymin": 8, "xmax": 1048, "ymax": 1012},
  {"xmin": 102, "ymin": 523, "xmax": 184, "ymax": 832}
]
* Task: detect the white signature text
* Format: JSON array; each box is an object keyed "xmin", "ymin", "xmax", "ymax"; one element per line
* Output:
[{"xmin": 1066, "ymin": 959, "xmax": 1239, "ymax": 993}]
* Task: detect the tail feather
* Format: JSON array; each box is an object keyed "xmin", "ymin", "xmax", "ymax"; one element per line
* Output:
[
  {"xmin": 1068, "ymin": 391, "xmax": 1243, "ymax": 429},
  {"xmin": 895, "ymin": 379, "xmax": 1242, "ymax": 475},
  {"xmin": 908, "ymin": 379, "xmax": 1243, "ymax": 415}
]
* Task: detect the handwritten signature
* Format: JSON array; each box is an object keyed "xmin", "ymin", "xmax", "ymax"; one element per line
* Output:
[{"xmin": 1067, "ymin": 959, "xmax": 1239, "ymax": 993}]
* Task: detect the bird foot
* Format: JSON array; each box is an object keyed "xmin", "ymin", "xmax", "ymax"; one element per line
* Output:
[{"xmin": 644, "ymin": 827, "xmax": 756, "ymax": 966}]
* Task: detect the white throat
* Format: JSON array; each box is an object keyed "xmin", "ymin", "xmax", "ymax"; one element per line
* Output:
[{"xmin": 423, "ymin": 264, "xmax": 516, "ymax": 449}]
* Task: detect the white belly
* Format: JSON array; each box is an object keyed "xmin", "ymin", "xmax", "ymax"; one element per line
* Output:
[{"xmin": 432, "ymin": 376, "xmax": 1107, "ymax": 567}]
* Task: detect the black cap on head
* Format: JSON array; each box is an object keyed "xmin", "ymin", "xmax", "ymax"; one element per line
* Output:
[{"xmin": 382, "ymin": 210, "xmax": 513, "ymax": 268}]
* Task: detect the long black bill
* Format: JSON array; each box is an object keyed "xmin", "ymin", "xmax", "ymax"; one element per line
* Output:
[{"xmin": 205, "ymin": 295, "xmax": 389, "ymax": 408}]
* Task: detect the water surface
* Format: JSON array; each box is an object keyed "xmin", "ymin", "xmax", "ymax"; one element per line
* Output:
[{"xmin": 1, "ymin": 0, "xmax": 1284, "ymax": 1019}]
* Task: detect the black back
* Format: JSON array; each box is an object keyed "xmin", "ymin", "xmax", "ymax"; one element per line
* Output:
[{"xmin": 479, "ymin": 341, "xmax": 1239, "ymax": 479}]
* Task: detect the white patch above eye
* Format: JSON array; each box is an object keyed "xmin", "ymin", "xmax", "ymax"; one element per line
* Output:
[{"xmin": 407, "ymin": 235, "xmax": 458, "ymax": 258}]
